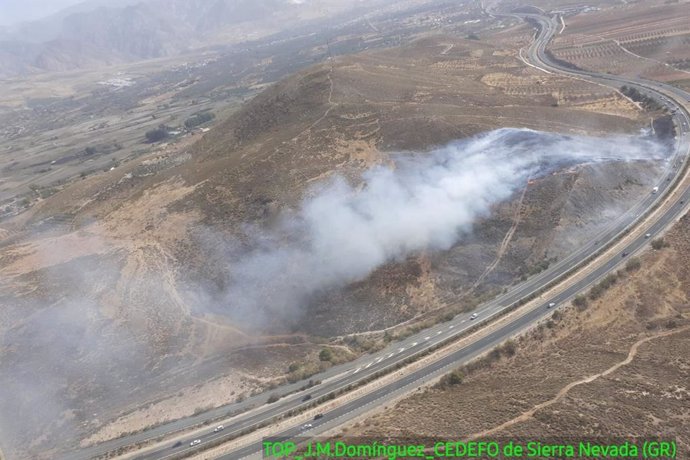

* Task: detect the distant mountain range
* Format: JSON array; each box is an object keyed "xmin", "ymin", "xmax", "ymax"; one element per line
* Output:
[{"xmin": 0, "ymin": 0, "xmax": 373, "ymax": 76}]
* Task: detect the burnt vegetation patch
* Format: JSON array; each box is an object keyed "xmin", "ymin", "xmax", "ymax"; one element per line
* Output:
[{"xmin": 620, "ymin": 85, "xmax": 664, "ymax": 112}]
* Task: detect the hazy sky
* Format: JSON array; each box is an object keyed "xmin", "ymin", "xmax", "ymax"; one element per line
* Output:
[{"xmin": 0, "ymin": 0, "xmax": 85, "ymax": 26}]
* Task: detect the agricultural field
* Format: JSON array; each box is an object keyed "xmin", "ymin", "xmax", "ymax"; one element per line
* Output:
[{"xmin": 549, "ymin": 0, "xmax": 690, "ymax": 90}]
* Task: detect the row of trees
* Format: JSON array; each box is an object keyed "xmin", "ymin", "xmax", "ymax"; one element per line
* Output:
[
  {"xmin": 184, "ymin": 111, "xmax": 215, "ymax": 129},
  {"xmin": 620, "ymin": 85, "xmax": 663, "ymax": 111}
]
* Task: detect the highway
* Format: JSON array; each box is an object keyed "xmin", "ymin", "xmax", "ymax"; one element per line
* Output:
[{"xmin": 69, "ymin": 9, "xmax": 690, "ymax": 460}]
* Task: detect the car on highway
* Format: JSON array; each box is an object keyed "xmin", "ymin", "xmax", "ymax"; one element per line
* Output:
[
  {"xmin": 303, "ymin": 423, "xmax": 313, "ymax": 429},
  {"xmin": 172, "ymin": 441, "xmax": 182, "ymax": 448},
  {"xmin": 302, "ymin": 394, "xmax": 312, "ymax": 402},
  {"xmin": 213, "ymin": 425, "xmax": 224, "ymax": 432},
  {"xmin": 621, "ymin": 252, "xmax": 629, "ymax": 257},
  {"xmin": 190, "ymin": 439, "xmax": 201, "ymax": 446},
  {"xmin": 645, "ymin": 233, "xmax": 651, "ymax": 238},
  {"xmin": 470, "ymin": 313, "xmax": 478, "ymax": 320},
  {"xmin": 547, "ymin": 302, "xmax": 556, "ymax": 308},
  {"xmin": 314, "ymin": 413, "xmax": 324, "ymax": 420}
]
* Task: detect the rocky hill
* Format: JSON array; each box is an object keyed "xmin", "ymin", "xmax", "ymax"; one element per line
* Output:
[{"xmin": 0, "ymin": 31, "xmax": 667, "ymax": 458}]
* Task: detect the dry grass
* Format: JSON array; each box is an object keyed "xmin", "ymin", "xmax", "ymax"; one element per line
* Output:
[
  {"xmin": 346, "ymin": 212, "xmax": 690, "ymax": 453},
  {"xmin": 0, "ymin": 16, "xmax": 659, "ymax": 458}
]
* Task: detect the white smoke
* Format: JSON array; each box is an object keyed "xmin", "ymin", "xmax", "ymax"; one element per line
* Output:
[
  {"xmin": 223, "ymin": 128, "xmax": 668, "ymax": 327},
  {"xmin": 0, "ymin": 127, "xmax": 669, "ymax": 458}
]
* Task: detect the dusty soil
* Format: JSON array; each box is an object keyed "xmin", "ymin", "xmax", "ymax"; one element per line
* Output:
[
  {"xmin": 0, "ymin": 10, "xmax": 668, "ymax": 459},
  {"xmin": 549, "ymin": 0, "xmax": 690, "ymax": 85},
  {"xmin": 346, "ymin": 211, "xmax": 690, "ymax": 455}
]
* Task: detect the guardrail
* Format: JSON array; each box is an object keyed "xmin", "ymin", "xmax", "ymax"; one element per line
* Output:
[{"xmin": 99, "ymin": 12, "xmax": 690, "ymax": 460}]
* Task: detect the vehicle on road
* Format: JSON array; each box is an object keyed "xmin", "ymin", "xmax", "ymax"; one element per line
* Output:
[
  {"xmin": 172, "ymin": 441, "xmax": 182, "ymax": 448},
  {"xmin": 302, "ymin": 394, "xmax": 312, "ymax": 402},
  {"xmin": 547, "ymin": 302, "xmax": 556, "ymax": 308},
  {"xmin": 622, "ymin": 252, "xmax": 629, "ymax": 257},
  {"xmin": 652, "ymin": 186, "xmax": 659, "ymax": 194},
  {"xmin": 190, "ymin": 439, "xmax": 201, "ymax": 447},
  {"xmin": 470, "ymin": 313, "xmax": 478, "ymax": 320},
  {"xmin": 303, "ymin": 423, "xmax": 313, "ymax": 429},
  {"xmin": 314, "ymin": 413, "xmax": 324, "ymax": 420},
  {"xmin": 645, "ymin": 233, "xmax": 651, "ymax": 238},
  {"xmin": 214, "ymin": 425, "xmax": 224, "ymax": 432}
]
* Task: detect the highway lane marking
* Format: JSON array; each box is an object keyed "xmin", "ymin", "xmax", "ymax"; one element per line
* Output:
[
  {"xmin": 365, "ymin": 362, "xmax": 372, "ymax": 369},
  {"xmin": 411, "ymin": 342, "xmax": 418, "ymax": 347},
  {"xmin": 518, "ymin": 48, "xmax": 553, "ymax": 74},
  {"xmin": 246, "ymin": 345, "xmax": 489, "ymax": 459},
  {"xmin": 398, "ymin": 347, "xmax": 405, "ymax": 353},
  {"xmin": 374, "ymin": 357, "xmax": 382, "ymax": 364},
  {"xmin": 436, "ymin": 331, "xmax": 443, "ymax": 335},
  {"xmin": 425, "ymin": 336, "xmax": 431, "ymax": 341},
  {"xmin": 353, "ymin": 367, "xmax": 361, "ymax": 374},
  {"xmin": 214, "ymin": 19, "xmax": 690, "ymax": 460},
  {"xmin": 387, "ymin": 353, "xmax": 394, "ymax": 359},
  {"xmin": 449, "ymin": 325, "xmax": 454, "ymax": 329}
]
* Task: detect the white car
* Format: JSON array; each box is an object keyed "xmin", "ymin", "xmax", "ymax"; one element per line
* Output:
[
  {"xmin": 470, "ymin": 313, "xmax": 478, "ymax": 320},
  {"xmin": 214, "ymin": 425, "xmax": 224, "ymax": 432},
  {"xmin": 190, "ymin": 439, "xmax": 201, "ymax": 446},
  {"xmin": 303, "ymin": 423, "xmax": 313, "ymax": 429},
  {"xmin": 645, "ymin": 233, "xmax": 651, "ymax": 238},
  {"xmin": 547, "ymin": 302, "xmax": 556, "ymax": 308}
]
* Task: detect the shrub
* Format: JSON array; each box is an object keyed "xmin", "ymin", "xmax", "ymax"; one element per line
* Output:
[
  {"xmin": 651, "ymin": 238, "xmax": 669, "ymax": 250},
  {"xmin": 438, "ymin": 369, "xmax": 464, "ymax": 388},
  {"xmin": 288, "ymin": 362, "xmax": 301, "ymax": 373},
  {"xmin": 625, "ymin": 257, "xmax": 642, "ymax": 272},
  {"xmin": 589, "ymin": 273, "xmax": 618, "ymax": 300},
  {"xmin": 266, "ymin": 393, "xmax": 280, "ymax": 404},
  {"xmin": 319, "ymin": 348, "xmax": 333, "ymax": 362},
  {"xmin": 573, "ymin": 294, "xmax": 588, "ymax": 310},
  {"xmin": 501, "ymin": 340, "xmax": 517, "ymax": 357},
  {"xmin": 442, "ymin": 311, "xmax": 455, "ymax": 322},
  {"xmin": 145, "ymin": 126, "xmax": 169, "ymax": 143},
  {"xmin": 447, "ymin": 370, "xmax": 463, "ymax": 385}
]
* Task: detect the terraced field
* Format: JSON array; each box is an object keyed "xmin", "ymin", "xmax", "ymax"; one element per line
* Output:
[{"xmin": 549, "ymin": 0, "xmax": 690, "ymax": 88}]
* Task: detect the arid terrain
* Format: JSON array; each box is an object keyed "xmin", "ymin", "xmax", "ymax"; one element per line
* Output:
[
  {"xmin": 345, "ymin": 210, "xmax": 690, "ymax": 455},
  {"xmin": 0, "ymin": 0, "xmax": 686, "ymax": 459},
  {"xmin": 549, "ymin": 0, "xmax": 690, "ymax": 90}
]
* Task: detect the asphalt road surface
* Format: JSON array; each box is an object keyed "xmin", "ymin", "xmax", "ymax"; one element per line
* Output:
[{"xmin": 66, "ymin": 10, "xmax": 690, "ymax": 460}]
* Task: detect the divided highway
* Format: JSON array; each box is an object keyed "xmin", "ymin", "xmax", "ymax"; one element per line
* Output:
[{"xmin": 71, "ymin": 10, "xmax": 690, "ymax": 460}]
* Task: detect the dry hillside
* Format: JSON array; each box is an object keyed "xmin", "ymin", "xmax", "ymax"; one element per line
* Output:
[
  {"xmin": 346, "ymin": 211, "xmax": 690, "ymax": 455},
  {"xmin": 0, "ymin": 25, "xmax": 667, "ymax": 459}
]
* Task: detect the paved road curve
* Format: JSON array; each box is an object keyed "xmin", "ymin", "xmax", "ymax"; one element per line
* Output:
[{"xmin": 66, "ymin": 9, "xmax": 690, "ymax": 460}]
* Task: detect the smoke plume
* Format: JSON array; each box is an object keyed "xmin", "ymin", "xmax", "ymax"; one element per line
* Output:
[{"xmin": 222, "ymin": 128, "xmax": 668, "ymax": 327}]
